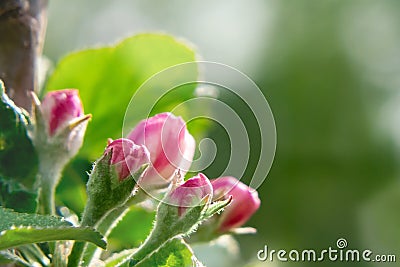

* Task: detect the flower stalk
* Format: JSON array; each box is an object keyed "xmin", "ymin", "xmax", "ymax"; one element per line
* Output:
[
  {"xmin": 124, "ymin": 173, "xmax": 232, "ymax": 266},
  {"xmin": 67, "ymin": 139, "xmax": 150, "ymax": 267}
]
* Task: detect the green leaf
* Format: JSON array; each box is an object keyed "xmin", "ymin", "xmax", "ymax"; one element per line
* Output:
[
  {"xmin": 121, "ymin": 238, "xmax": 200, "ymax": 267},
  {"xmin": 0, "ymin": 207, "xmax": 106, "ymax": 250},
  {"xmin": 135, "ymin": 238, "xmax": 199, "ymax": 267},
  {"xmin": 45, "ymin": 34, "xmax": 198, "ymax": 160},
  {"xmin": 0, "ymin": 178, "xmax": 37, "ymax": 213},
  {"xmin": 0, "ymin": 226, "xmax": 106, "ymax": 250},
  {"xmin": 0, "ymin": 206, "xmax": 70, "ymax": 231},
  {"xmin": 0, "ymin": 81, "xmax": 38, "ymax": 187}
]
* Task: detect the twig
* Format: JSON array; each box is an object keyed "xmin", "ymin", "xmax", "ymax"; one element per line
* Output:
[{"xmin": 0, "ymin": 0, "xmax": 48, "ymax": 113}]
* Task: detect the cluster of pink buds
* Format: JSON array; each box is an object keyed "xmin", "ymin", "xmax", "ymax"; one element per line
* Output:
[
  {"xmin": 167, "ymin": 173, "xmax": 260, "ymax": 233},
  {"xmin": 37, "ymin": 89, "xmax": 261, "ymax": 233},
  {"xmin": 110, "ymin": 112, "xmax": 261, "ymax": 232}
]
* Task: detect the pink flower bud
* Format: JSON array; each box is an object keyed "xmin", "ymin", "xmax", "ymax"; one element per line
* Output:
[
  {"xmin": 105, "ymin": 138, "xmax": 150, "ymax": 181},
  {"xmin": 40, "ymin": 89, "xmax": 84, "ymax": 136},
  {"xmin": 127, "ymin": 112, "xmax": 195, "ymax": 189},
  {"xmin": 169, "ymin": 173, "xmax": 212, "ymax": 217},
  {"xmin": 211, "ymin": 176, "xmax": 260, "ymax": 232}
]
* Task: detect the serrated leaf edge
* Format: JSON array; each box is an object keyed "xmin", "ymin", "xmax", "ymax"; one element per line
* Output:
[{"xmin": 0, "ymin": 225, "xmax": 106, "ymax": 250}]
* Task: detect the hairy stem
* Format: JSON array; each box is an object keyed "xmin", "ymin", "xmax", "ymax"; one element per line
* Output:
[
  {"xmin": 82, "ymin": 189, "xmax": 149, "ymax": 266},
  {"xmin": 67, "ymin": 197, "xmax": 103, "ymax": 267},
  {"xmin": 128, "ymin": 223, "xmax": 169, "ymax": 265},
  {"xmin": 36, "ymin": 154, "xmax": 63, "ymax": 215},
  {"xmin": 69, "ymin": 189, "xmax": 149, "ymax": 267}
]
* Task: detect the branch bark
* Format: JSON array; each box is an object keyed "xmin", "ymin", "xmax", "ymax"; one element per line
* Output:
[{"xmin": 0, "ymin": 0, "xmax": 48, "ymax": 113}]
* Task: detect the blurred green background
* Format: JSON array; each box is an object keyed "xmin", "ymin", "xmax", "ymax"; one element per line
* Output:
[{"xmin": 43, "ymin": 0, "xmax": 400, "ymax": 266}]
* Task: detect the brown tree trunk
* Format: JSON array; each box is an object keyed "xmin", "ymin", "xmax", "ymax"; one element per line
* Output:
[{"xmin": 0, "ymin": 0, "xmax": 48, "ymax": 113}]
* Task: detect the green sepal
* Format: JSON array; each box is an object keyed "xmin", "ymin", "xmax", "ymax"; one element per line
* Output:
[
  {"xmin": 201, "ymin": 196, "xmax": 232, "ymax": 220},
  {"xmin": 186, "ymin": 197, "xmax": 258, "ymax": 244},
  {"xmin": 156, "ymin": 195, "xmax": 210, "ymax": 238},
  {"xmin": 82, "ymin": 152, "xmax": 148, "ymax": 227}
]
